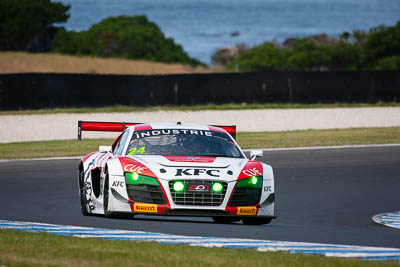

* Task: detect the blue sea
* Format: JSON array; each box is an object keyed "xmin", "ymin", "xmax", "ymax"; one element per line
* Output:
[{"xmin": 56, "ymin": 0, "xmax": 400, "ymax": 64}]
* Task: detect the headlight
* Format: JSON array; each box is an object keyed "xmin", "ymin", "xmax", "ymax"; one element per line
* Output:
[
  {"xmin": 125, "ymin": 172, "xmax": 159, "ymax": 186},
  {"xmin": 236, "ymin": 176, "xmax": 262, "ymax": 188},
  {"xmin": 212, "ymin": 182, "xmax": 224, "ymax": 193},
  {"xmin": 172, "ymin": 181, "xmax": 185, "ymax": 192}
]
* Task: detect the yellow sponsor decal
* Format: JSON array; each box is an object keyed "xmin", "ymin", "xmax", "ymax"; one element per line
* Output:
[
  {"xmin": 237, "ymin": 206, "xmax": 257, "ymax": 216},
  {"xmin": 133, "ymin": 203, "xmax": 158, "ymax": 213}
]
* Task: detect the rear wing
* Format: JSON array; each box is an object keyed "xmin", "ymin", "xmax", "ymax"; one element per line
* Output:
[{"xmin": 78, "ymin": 120, "xmax": 236, "ymax": 140}]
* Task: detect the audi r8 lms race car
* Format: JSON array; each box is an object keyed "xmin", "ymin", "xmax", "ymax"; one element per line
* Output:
[{"xmin": 78, "ymin": 122, "xmax": 276, "ymax": 225}]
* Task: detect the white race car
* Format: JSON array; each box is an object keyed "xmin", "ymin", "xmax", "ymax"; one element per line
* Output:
[{"xmin": 78, "ymin": 122, "xmax": 276, "ymax": 224}]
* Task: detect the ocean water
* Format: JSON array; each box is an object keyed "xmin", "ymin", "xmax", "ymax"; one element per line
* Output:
[{"xmin": 57, "ymin": 0, "xmax": 400, "ymax": 64}]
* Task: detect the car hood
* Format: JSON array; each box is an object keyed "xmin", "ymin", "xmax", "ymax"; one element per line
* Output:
[{"xmin": 119, "ymin": 155, "xmax": 250, "ymax": 183}]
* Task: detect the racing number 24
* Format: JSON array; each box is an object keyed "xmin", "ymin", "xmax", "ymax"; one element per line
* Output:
[{"xmin": 127, "ymin": 146, "xmax": 146, "ymax": 155}]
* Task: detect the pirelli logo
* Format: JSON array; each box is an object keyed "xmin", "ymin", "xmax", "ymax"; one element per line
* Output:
[
  {"xmin": 133, "ymin": 203, "xmax": 158, "ymax": 213},
  {"xmin": 237, "ymin": 207, "xmax": 257, "ymax": 216}
]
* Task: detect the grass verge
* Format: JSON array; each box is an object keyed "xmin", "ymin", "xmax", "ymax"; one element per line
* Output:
[
  {"xmin": 1, "ymin": 102, "xmax": 400, "ymax": 115},
  {"xmin": 1, "ymin": 127, "xmax": 399, "ymax": 160},
  {"xmin": 238, "ymin": 127, "xmax": 400, "ymax": 149},
  {"xmin": 0, "ymin": 51, "xmax": 216, "ymax": 75},
  {"xmin": 0, "ymin": 229, "xmax": 396, "ymax": 267}
]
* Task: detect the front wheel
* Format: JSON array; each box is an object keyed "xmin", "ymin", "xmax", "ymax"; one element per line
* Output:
[
  {"xmin": 242, "ymin": 217, "xmax": 272, "ymax": 225},
  {"xmin": 103, "ymin": 172, "xmax": 114, "ymax": 218},
  {"xmin": 79, "ymin": 170, "xmax": 89, "ymax": 216}
]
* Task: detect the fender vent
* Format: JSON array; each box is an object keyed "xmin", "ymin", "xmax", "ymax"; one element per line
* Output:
[
  {"xmin": 228, "ymin": 187, "xmax": 262, "ymax": 207},
  {"xmin": 126, "ymin": 184, "xmax": 167, "ymax": 204}
]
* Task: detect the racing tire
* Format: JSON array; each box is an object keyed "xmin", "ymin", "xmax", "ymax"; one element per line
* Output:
[
  {"xmin": 212, "ymin": 216, "xmax": 241, "ymax": 224},
  {"xmin": 79, "ymin": 170, "xmax": 90, "ymax": 216},
  {"xmin": 103, "ymin": 172, "xmax": 115, "ymax": 218},
  {"xmin": 242, "ymin": 217, "xmax": 272, "ymax": 225}
]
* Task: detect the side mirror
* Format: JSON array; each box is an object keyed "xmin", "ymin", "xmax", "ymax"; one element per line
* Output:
[
  {"xmin": 249, "ymin": 150, "xmax": 263, "ymax": 160},
  {"xmin": 99, "ymin": 145, "xmax": 112, "ymax": 153}
]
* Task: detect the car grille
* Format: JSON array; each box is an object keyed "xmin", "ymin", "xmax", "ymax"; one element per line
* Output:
[
  {"xmin": 228, "ymin": 187, "xmax": 262, "ymax": 207},
  {"xmin": 168, "ymin": 180, "xmax": 228, "ymax": 206},
  {"xmin": 126, "ymin": 184, "xmax": 167, "ymax": 204}
]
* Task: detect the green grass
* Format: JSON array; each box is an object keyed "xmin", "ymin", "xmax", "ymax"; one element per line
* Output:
[
  {"xmin": 0, "ymin": 230, "xmax": 396, "ymax": 267},
  {"xmin": 0, "ymin": 138, "xmax": 112, "ymax": 159},
  {"xmin": 238, "ymin": 127, "xmax": 400, "ymax": 149},
  {"xmin": 1, "ymin": 127, "xmax": 399, "ymax": 159},
  {"xmin": 1, "ymin": 101, "xmax": 399, "ymax": 115}
]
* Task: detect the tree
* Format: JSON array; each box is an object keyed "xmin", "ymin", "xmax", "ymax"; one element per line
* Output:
[
  {"xmin": 0, "ymin": 0, "xmax": 70, "ymax": 51},
  {"xmin": 363, "ymin": 22, "xmax": 400, "ymax": 68},
  {"xmin": 51, "ymin": 15, "xmax": 204, "ymax": 66}
]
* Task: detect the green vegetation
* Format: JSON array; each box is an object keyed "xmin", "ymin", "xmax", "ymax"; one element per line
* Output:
[
  {"xmin": 1, "ymin": 127, "xmax": 399, "ymax": 159},
  {"xmin": 3, "ymin": 1, "xmax": 399, "ymax": 69},
  {"xmin": 1, "ymin": 102, "xmax": 399, "ymax": 115},
  {"xmin": 0, "ymin": 0, "xmax": 203, "ymax": 66},
  {"xmin": 0, "ymin": 230, "xmax": 396, "ymax": 267},
  {"xmin": 0, "ymin": 138, "xmax": 111, "ymax": 159},
  {"xmin": 51, "ymin": 16, "xmax": 204, "ymax": 66},
  {"xmin": 0, "ymin": 0, "xmax": 70, "ymax": 51},
  {"xmin": 214, "ymin": 21, "xmax": 400, "ymax": 71},
  {"xmin": 238, "ymin": 127, "xmax": 400, "ymax": 149}
]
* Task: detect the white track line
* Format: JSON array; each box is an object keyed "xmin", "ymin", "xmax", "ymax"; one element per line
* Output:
[
  {"xmin": 373, "ymin": 211, "xmax": 400, "ymax": 230},
  {"xmin": 1, "ymin": 219, "xmax": 400, "ymax": 261},
  {"xmin": 243, "ymin": 143, "xmax": 400, "ymax": 152}
]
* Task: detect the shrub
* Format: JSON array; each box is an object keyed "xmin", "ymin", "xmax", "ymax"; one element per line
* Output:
[
  {"xmin": 363, "ymin": 21, "xmax": 400, "ymax": 69},
  {"xmin": 51, "ymin": 15, "xmax": 204, "ymax": 66},
  {"xmin": 375, "ymin": 56, "xmax": 400, "ymax": 70},
  {"xmin": 223, "ymin": 21, "xmax": 400, "ymax": 71},
  {"xmin": 227, "ymin": 43, "xmax": 292, "ymax": 71}
]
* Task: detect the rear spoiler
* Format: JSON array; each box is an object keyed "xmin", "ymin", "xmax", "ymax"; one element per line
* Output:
[{"xmin": 78, "ymin": 120, "xmax": 236, "ymax": 140}]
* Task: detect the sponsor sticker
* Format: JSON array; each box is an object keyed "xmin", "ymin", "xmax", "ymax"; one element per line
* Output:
[
  {"xmin": 112, "ymin": 181, "xmax": 124, "ymax": 187},
  {"xmin": 242, "ymin": 167, "xmax": 262, "ymax": 177},
  {"xmin": 163, "ymin": 156, "xmax": 216, "ymax": 163},
  {"xmin": 175, "ymin": 168, "xmax": 220, "ymax": 177},
  {"xmin": 133, "ymin": 129, "xmax": 213, "ymax": 139},
  {"xmin": 188, "ymin": 184, "xmax": 210, "ymax": 192},
  {"xmin": 133, "ymin": 203, "xmax": 158, "ymax": 213},
  {"xmin": 237, "ymin": 207, "xmax": 257, "ymax": 216},
  {"xmin": 127, "ymin": 146, "xmax": 146, "ymax": 155},
  {"xmin": 264, "ymin": 186, "xmax": 272, "ymax": 192},
  {"xmin": 124, "ymin": 164, "xmax": 147, "ymax": 173}
]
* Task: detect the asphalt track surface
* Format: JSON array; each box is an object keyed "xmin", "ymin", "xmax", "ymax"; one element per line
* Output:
[{"xmin": 1, "ymin": 146, "xmax": 399, "ymax": 248}]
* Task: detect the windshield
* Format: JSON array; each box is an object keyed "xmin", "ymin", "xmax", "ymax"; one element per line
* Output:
[{"xmin": 125, "ymin": 129, "xmax": 244, "ymax": 158}]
